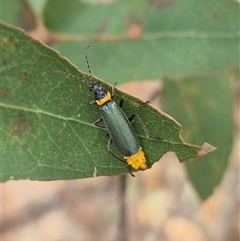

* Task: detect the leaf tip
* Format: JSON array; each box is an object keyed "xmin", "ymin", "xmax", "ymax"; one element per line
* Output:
[{"xmin": 197, "ymin": 142, "xmax": 217, "ymax": 157}]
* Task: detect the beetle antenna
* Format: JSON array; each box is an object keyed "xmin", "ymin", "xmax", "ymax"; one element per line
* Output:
[
  {"xmin": 50, "ymin": 46, "xmax": 93, "ymax": 85},
  {"xmin": 50, "ymin": 70, "xmax": 86, "ymax": 82},
  {"xmin": 85, "ymin": 45, "xmax": 92, "ymax": 75}
]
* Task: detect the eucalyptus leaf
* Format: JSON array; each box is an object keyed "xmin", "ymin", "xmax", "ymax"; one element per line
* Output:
[{"xmin": 0, "ymin": 23, "xmax": 215, "ymax": 182}]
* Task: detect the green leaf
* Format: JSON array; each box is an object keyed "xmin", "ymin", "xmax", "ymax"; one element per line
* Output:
[
  {"xmin": 41, "ymin": 0, "xmax": 239, "ymax": 83},
  {"xmin": 161, "ymin": 71, "xmax": 236, "ymax": 199},
  {"xmin": 0, "ymin": 0, "xmax": 23, "ymax": 26},
  {"xmin": 0, "ymin": 23, "xmax": 215, "ymax": 182}
]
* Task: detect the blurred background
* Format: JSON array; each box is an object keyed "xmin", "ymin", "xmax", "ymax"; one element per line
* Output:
[{"xmin": 1, "ymin": 0, "xmax": 239, "ymax": 240}]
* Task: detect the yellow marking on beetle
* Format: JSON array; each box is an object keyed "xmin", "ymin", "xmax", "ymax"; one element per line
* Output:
[
  {"xmin": 96, "ymin": 92, "xmax": 112, "ymax": 106},
  {"xmin": 124, "ymin": 147, "xmax": 147, "ymax": 170}
]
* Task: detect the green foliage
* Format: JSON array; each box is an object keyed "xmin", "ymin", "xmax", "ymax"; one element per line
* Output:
[
  {"xmin": 0, "ymin": 23, "xmax": 206, "ymax": 182},
  {"xmin": 162, "ymin": 72, "xmax": 235, "ymax": 199},
  {"xmin": 1, "ymin": 0, "xmax": 238, "ymax": 199},
  {"xmin": 43, "ymin": 0, "xmax": 239, "ymax": 83}
]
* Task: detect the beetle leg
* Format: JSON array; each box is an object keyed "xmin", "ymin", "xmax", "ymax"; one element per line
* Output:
[
  {"xmin": 107, "ymin": 138, "xmax": 135, "ymax": 177},
  {"xmin": 119, "ymin": 98, "xmax": 124, "ymax": 108},
  {"xmin": 119, "ymin": 99, "xmax": 159, "ymax": 140},
  {"xmin": 128, "ymin": 114, "xmax": 160, "ymax": 141},
  {"xmin": 111, "ymin": 83, "xmax": 117, "ymax": 98},
  {"xmin": 119, "ymin": 98, "xmax": 149, "ymax": 108},
  {"xmin": 94, "ymin": 117, "xmax": 103, "ymax": 125},
  {"xmin": 107, "ymin": 139, "xmax": 125, "ymax": 164},
  {"xmin": 94, "ymin": 117, "xmax": 107, "ymax": 129},
  {"xmin": 107, "ymin": 138, "xmax": 113, "ymax": 152},
  {"xmin": 89, "ymin": 100, "xmax": 96, "ymax": 105}
]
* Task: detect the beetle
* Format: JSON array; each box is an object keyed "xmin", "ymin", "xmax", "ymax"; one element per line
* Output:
[
  {"xmin": 53, "ymin": 46, "xmax": 159, "ymax": 176},
  {"xmin": 89, "ymin": 79, "xmax": 147, "ymax": 176}
]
